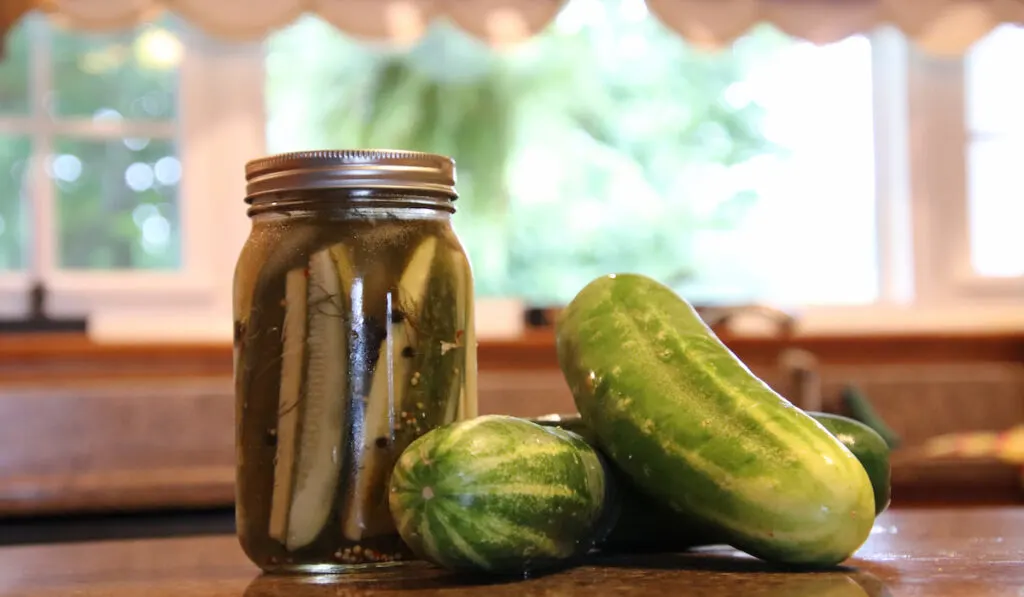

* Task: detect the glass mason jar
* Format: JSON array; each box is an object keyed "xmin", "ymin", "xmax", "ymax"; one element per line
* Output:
[{"xmin": 233, "ymin": 150, "xmax": 478, "ymax": 574}]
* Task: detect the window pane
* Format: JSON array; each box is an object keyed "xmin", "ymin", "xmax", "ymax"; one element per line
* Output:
[
  {"xmin": 53, "ymin": 137, "xmax": 180, "ymax": 269},
  {"xmin": 0, "ymin": 18, "xmax": 30, "ymax": 114},
  {"xmin": 967, "ymin": 139, "xmax": 1024, "ymax": 278},
  {"xmin": 0, "ymin": 136, "xmax": 30, "ymax": 270},
  {"xmin": 265, "ymin": 3, "xmax": 878, "ymax": 307},
  {"xmin": 966, "ymin": 25, "xmax": 1024, "ymax": 135},
  {"xmin": 49, "ymin": 19, "xmax": 179, "ymax": 120}
]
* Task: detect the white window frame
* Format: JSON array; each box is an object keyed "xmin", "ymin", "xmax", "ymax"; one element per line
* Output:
[
  {"xmin": 907, "ymin": 37, "xmax": 1024, "ymax": 304},
  {"xmin": 0, "ymin": 15, "xmax": 262, "ymax": 340},
  {"xmin": 681, "ymin": 27, "xmax": 1024, "ymax": 337}
]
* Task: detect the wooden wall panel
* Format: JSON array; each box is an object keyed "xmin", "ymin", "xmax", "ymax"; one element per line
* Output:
[
  {"xmin": 0, "ymin": 379, "xmax": 233, "ymax": 476},
  {"xmin": 1, "ymin": 362, "xmax": 1023, "ymax": 517},
  {"xmin": 0, "ymin": 378, "xmax": 236, "ymax": 516},
  {"xmin": 1, "ymin": 331, "xmax": 1023, "ymax": 517}
]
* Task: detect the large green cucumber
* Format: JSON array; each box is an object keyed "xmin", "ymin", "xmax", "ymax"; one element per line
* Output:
[
  {"xmin": 555, "ymin": 273, "xmax": 876, "ymax": 567},
  {"xmin": 533, "ymin": 411, "xmax": 891, "ymax": 552},
  {"xmin": 387, "ymin": 415, "xmax": 613, "ymax": 576}
]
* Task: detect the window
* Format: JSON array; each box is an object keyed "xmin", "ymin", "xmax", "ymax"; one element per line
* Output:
[
  {"xmin": 964, "ymin": 25, "xmax": 1024, "ymax": 280},
  {"xmin": 265, "ymin": 9, "xmax": 879, "ymax": 309},
  {"xmin": 1, "ymin": 2, "xmax": 1022, "ymax": 340},
  {"xmin": 0, "ymin": 16, "xmax": 182, "ymax": 270},
  {"xmin": 0, "ymin": 13, "xmax": 257, "ymax": 332},
  {"xmin": 907, "ymin": 22, "xmax": 1024, "ymax": 310}
]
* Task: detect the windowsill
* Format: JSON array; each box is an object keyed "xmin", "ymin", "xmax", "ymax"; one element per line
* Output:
[
  {"xmin": 726, "ymin": 303, "xmax": 1024, "ymax": 336},
  {"xmin": 5, "ymin": 303, "xmax": 1024, "ymax": 345},
  {"xmin": 81, "ymin": 297, "xmax": 528, "ymax": 344},
  {"xmin": 59, "ymin": 299, "xmax": 1024, "ymax": 345}
]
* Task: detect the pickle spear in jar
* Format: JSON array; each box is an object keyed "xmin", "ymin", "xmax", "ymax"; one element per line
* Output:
[
  {"xmin": 268, "ymin": 247, "xmax": 351, "ymax": 551},
  {"xmin": 450, "ymin": 245, "xmax": 477, "ymax": 420},
  {"xmin": 398, "ymin": 244, "xmax": 465, "ymax": 439},
  {"xmin": 341, "ymin": 236, "xmax": 438, "ymax": 542}
]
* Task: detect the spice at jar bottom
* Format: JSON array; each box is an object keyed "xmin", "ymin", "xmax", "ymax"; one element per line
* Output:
[{"xmin": 233, "ymin": 150, "xmax": 478, "ymax": 574}]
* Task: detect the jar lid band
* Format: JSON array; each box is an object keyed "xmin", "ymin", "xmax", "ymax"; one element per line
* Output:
[{"xmin": 244, "ymin": 149, "xmax": 458, "ymax": 202}]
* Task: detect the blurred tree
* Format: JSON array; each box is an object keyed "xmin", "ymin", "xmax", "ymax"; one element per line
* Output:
[
  {"xmin": 266, "ymin": 0, "xmax": 789, "ymax": 303},
  {"xmin": 500, "ymin": 4, "xmax": 790, "ymax": 303}
]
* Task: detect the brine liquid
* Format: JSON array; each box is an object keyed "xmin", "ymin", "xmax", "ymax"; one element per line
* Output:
[{"xmin": 233, "ymin": 209, "xmax": 476, "ymax": 573}]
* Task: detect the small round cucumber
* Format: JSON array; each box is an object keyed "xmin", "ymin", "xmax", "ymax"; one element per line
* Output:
[
  {"xmin": 555, "ymin": 273, "xmax": 876, "ymax": 567},
  {"xmin": 388, "ymin": 415, "xmax": 614, "ymax": 576}
]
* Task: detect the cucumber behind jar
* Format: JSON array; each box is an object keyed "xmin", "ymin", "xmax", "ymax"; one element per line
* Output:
[
  {"xmin": 532, "ymin": 411, "xmax": 892, "ymax": 553},
  {"xmin": 268, "ymin": 247, "xmax": 351, "ymax": 551},
  {"xmin": 341, "ymin": 236, "xmax": 438, "ymax": 542}
]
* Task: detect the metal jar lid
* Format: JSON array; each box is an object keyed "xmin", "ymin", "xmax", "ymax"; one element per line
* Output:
[{"xmin": 244, "ymin": 149, "xmax": 458, "ymax": 202}]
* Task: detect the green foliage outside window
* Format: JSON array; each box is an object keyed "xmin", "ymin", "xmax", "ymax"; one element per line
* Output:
[{"xmin": 267, "ymin": 2, "xmax": 792, "ymax": 304}]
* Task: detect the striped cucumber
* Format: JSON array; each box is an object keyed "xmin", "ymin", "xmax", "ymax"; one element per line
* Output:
[
  {"xmin": 341, "ymin": 236, "xmax": 438, "ymax": 542},
  {"xmin": 533, "ymin": 411, "xmax": 892, "ymax": 552},
  {"xmin": 388, "ymin": 415, "xmax": 613, "ymax": 576},
  {"xmin": 555, "ymin": 273, "xmax": 875, "ymax": 567},
  {"xmin": 268, "ymin": 248, "xmax": 349, "ymax": 551}
]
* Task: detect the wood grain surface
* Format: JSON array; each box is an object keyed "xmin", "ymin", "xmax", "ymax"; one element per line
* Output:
[{"xmin": 1, "ymin": 508, "xmax": 1022, "ymax": 596}]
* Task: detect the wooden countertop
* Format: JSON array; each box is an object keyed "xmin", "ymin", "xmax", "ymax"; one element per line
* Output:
[{"xmin": 1, "ymin": 508, "xmax": 1022, "ymax": 596}]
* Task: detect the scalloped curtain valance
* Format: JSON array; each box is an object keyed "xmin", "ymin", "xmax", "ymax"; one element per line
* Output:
[{"xmin": 3, "ymin": 0, "xmax": 1024, "ymax": 58}]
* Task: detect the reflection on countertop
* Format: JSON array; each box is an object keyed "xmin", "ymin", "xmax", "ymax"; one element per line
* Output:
[
  {"xmin": 242, "ymin": 553, "xmax": 893, "ymax": 597},
  {"xmin": 0, "ymin": 508, "xmax": 1022, "ymax": 597}
]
